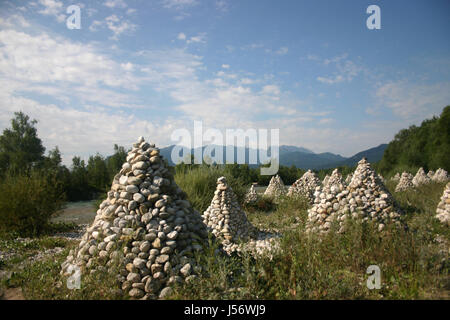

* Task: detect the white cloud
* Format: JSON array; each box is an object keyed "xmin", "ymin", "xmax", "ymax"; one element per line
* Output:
[
  {"xmin": 126, "ymin": 8, "xmax": 137, "ymax": 15},
  {"xmin": 103, "ymin": 0, "xmax": 127, "ymax": 9},
  {"xmin": 186, "ymin": 33, "xmax": 206, "ymax": 44},
  {"xmin": 0, "ymin": 14, "xmax": 30, "ymax": 28},
  {"xmin": 177, "ymin": 32, "xmax": 186, "ymax": 40},
  {"xmin": 261, "ymin": 85, "xmax": 280, "ymax": 95},
  {"xmin": 275, "ymin": 47, "xmax": 289, "ymax": 55},
  {"xmin": 316, "ymin": 54, "xmax": 362, "ymax": 85},
  {"xmin": 375, "ymin": 81, "xmax": 450, "ymax": 121},
  {"xmin": 221, "ymin": 64, "xmax": 230, "ymax": 69},
  {"xmin": 215, "ymin": 0, "xmax": 229, "ymax": 12},
  {"xmin": 101, "ymin": 15, "xmax": 137, "ymax": 40},
  {"xmin": 162, "ymin": 0, "xmax": 199, "ymax": 9},
  {"xmin": 36, "ymin": 0, "xmax": 65, "ymax": 22}
]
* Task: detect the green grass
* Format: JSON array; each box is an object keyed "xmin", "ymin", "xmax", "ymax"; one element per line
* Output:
[{"xmin": 1, "ymin": 169, "xmax": 449, "ymax": 300}]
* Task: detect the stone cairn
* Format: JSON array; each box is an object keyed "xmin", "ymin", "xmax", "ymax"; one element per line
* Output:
[
  {"xmin": 427, "ymin": 170, "xmax": 435, "ymax": 179},
  {"xmin": 203, "ymin": 177, "xmax": 279, "ymax": 256},
  {"xmin": 244, "ymin": 184, "xmax": 258, "ymax": 204},
  {"xmin": 433, "ymin": 168, "xmax": 450, "ymax": 183},
  {"xmin": 324, "ymin": 169, "xmax": 345, "ymax": 191},
  {"xmin": 306, "ymin": 158, "xmax": 402, "ymax": 234},
  {"xmin": 287, "ymin": 170, "xmax": 321, "ymax": 203},
  {"xmin": 345, "ymin": 173, "xmax": 353, "ymax": 185},
  {"xmin": 435, "ymin": 182, "xmax": 450, "ymax": 226},
  {"xmin": 322, "ymin": 174, "xmax": 330, "ymax": 186},
  {"xmin": 61, "ymin": 137, "xmax": 208, "ymax": 300},
  {"xmin": 395, "ymin": 172, "xmax": 414, "ymax": 192},
  {"xmin": 264, "ymin": 175, "xmax": 285, "ymax": 198},
  {"xmin": 412, "ymin": 167, "xmax": 431, "ymax": 187},
  {"xmin": 391, "ymin": 172, "xmax": 401, "ymax": 182}
]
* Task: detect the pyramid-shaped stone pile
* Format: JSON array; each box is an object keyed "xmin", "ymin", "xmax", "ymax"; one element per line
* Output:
[
  {"xmin": 264, "ymin": 175, "xmax": 285, "ymax": 198},
  {"xmin": 435, "ymin": 182, "xmax": 450, "ymax": 226},
  {"xmin": 427, "ymin": 170, "xmax": 435, "ymax": 179},
  {"xmin": 345, "ymin": 173, "xmax": 353, "ymax": 185},
  {"xmin": 395, "ymin": 172, "xmax": 414, "ymax": 192},
  {"xmin": 323, "ymin": 169, "xmax": 345, "ymax": 192},
  {"xmin": 432, "ymin": 168, "xmax": 449, "ymax": 183},
  {"xmin": 391, "ymin": 173, "xmax": 401, "ymax": 182},
  {"xmin": 287, "ymin": 170, "xmax": 321, "ymax": 203},
  {"xmin": 244, "ymin": 184, "xmax": 258, "ymax": 204},
  {"xmin": 306, "ymin": 158, "xmax": 402, "ymax": 233},
  {"xmin": 322, "ymin": 174, "xmax": 330, "ymax": 186},
  {"xmin": 412, "ymin": 167, "xmax": 431, "ymax": 187},
  {"xmin": 203, "ymin": 177, "xmax": 279, "ymax": 256},
  {"xmin": 61, "ymin": 137, "xmax": 208, "ymax": 299}
]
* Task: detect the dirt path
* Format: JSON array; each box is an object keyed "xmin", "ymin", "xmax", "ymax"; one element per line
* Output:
[{"xmin": 0, "ymin": 287, "xmax": 25, "ymax": 300}]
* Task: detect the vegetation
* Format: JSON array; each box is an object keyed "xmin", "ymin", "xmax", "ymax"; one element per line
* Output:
[{"xmin": 379, "ymin": 105, "xmax": 450, "ymax": 176}]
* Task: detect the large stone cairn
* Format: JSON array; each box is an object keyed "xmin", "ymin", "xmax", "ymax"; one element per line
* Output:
[
  {"xmin": 433, "ymin": 168, "xmax": 450, "ymax": 183},
  {"xmin": 395, "ymin": 172, "xmax": 414, "ymax": 192},
  {"xmin": 203, "ymin": 177, "xmax": 278, "ymax": 256},
  {"xmin": 412, "ymin": 167, "xmax": 431, "ymax": 187},
  {"xmin": 61, "ymin": 137, "xmax": 208, "ymax": 299},
  {"xmin": 287, "ymin": 170, "xmax": 321, "ymax": 203},
  {"xmin": 244, "ymin": 184, "xmax": 258, "ymax": 204},
  {"xmin": 264, "ymin": 175, "xmax": 285, "ymax": 198},
  {"xmin": 306, "ymin": 158, "xmax": 402, "ymax": 233},
  {"xmin": 436, "ymin": 182, "xmax": 450, "ymax": 226}
]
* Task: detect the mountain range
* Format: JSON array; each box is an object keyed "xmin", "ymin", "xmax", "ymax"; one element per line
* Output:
[{"xmin": 159, "ymin": 144, "xmax": 388, "ymax": 170}]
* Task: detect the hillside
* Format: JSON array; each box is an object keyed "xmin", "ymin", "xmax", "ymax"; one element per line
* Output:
[{"xmin": 378, "ymin": 105, "xmax": 450, "ymax": 175}]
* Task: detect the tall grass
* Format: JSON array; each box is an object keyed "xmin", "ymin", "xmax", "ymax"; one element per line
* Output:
[{"xmin": 174, "ymin": 165, "xmax": 247, "ymax": 212}]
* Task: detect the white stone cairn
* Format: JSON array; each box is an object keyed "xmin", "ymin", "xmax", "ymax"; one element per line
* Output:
[
  {"xmin": 435, "ymin": 182, "xmax": 450, "ymax": 226},
  {"xmin": 306, "ymin": 158, "xmax": 403, "ymax": 234},
  {"xmin": 287, "ymin": 170, "xmax": 321, "ymax": 203},
  {"xmin": 61, "ymin": 137, "xmax": 208, "ymax": 300},
  {"xmin": 264, "ymin": 175, "xmax": 286, "ymax": 198},
  {"xmin": 395, "ymin": 172, "xmax": 414, "ymax": 192},
  {"xmin": 203, "ymin": 177, "xmax": 279, "ymax": 256},
  {"xmin": 412, "ymin": 167, "xmax": 431, "ymax": 187}
]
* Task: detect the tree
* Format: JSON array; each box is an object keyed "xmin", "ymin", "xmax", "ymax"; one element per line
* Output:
[{"xmin": 0, "ymin": 112, "xmax": 45, "ymax": 175}]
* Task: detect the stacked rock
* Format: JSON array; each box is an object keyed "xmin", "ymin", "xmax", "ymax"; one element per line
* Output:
[
  {"xmin": 322, "ymin": 175, "xmax": 330, "ymax": 186},
  {"xmin": 395, "ymin": 172, "xmax": 414, "ymax": 192},
  {"xmin": 412, "ymin": 167, "xmax": 431, "ymax": 187},
  {"xmin": 391, "ymin": 173, "xmax": 401, "ymax": 182},
  {"xmin": 433, "ymin": 168, "xmax": 450, "ymax": 183},
  {"xmin": 345, "ymin": 173, "xmax": 353, "ymax": 185},
  {"xmin": 264, "ymin": 175, "xmax": 286, "ymax": 198},
  {"xmin": 306, "ymin": 158, "xmax": 402, "ymax": 234},
  {"xmin": 287, "ymin": 170, "xmax": 321, "ymax": 203},
  {"xmin": 323, "ymin": 169, "xmax": 345, "ymax": 191},
  {"xmin": 203, "ymin": 177, "xmax": 278, "ymax": 256},
  {"xmin": 427, "ymin": 170, "xmax": 435, "ymax": 179},
  {"xmin": 435, "ymin": 182, "xmax": 450, "ymax": 226},
  {"xmin": 61, "ymin": 137, "xmax": 208, "ymax": 300},
  {"xmin": 244, "ymin": 185, "xmax": 258, "ymax": 204}
]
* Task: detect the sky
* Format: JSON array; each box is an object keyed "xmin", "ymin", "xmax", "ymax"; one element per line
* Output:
[{"xmin": 0, "ymin": 0, "xmax": 449, "ymax": 166}]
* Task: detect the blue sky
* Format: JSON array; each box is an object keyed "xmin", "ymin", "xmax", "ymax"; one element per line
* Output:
[{"xmin": 0, "ymin": 0, "xmax": 449, "ymax": 165}]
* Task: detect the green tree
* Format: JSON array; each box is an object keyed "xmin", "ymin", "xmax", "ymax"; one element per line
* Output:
[{"xmin": 0, "ymin": 112, "xmax": 45, "ymax": 175}]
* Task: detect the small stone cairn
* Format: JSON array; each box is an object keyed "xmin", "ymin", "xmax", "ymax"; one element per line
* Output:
[
  {"xmin": 433, "ymin": 168, "xmax": 450, "ymax": 183},
  {"xmin": 391, "ymin": 173, "xmax": 401, "ymax": 182},
  {"xmin": 244, "ymin": 184, "xmax": 258, "ymax": 204},
  {"xmin": 61, "ymin": 137, "xmax": 208, "ymax": 300},
  {"xmin": 436, "ymin": 182, "xmax": 450, "ymax": 226},
  {"xmin": 322, "ymin": 174, "xmax": 330, "ymax": 186},
  {"xmin": 345, "ymin": 173, "xmax": 353, "ymax": 185},
  {"xmin": 427, "ymin": 170, "xmax": 435, "ymax": 179},
  {"xmin": 264, "ymin": 175, "xmax": 285, "ymax": 198},
  {"xmin": 412, "ymin": 167, "xmax": 431, "ymax": 187},
  {"xmin": 395, "ymin": 172, "xmax": 414, "ymax": 192},
  {"xmin": 203, "ymin": 177, "xmax": 279, "ymax": 256},
  {"xmin": 306, "ymin": 158, "xmax": 402, "ymax": 234},
  {"xmin": 287, "ymin": 170, "xmax": 321, "ymax": 203}
]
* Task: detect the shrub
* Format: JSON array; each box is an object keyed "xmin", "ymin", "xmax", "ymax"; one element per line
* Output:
[
  {"xmin": 174, "ymin": 165, "xmax": 247, "ymax": 212},
  {"xmin": 0, "ymin": 171, "xmax": 65, "ymax": 237}
]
